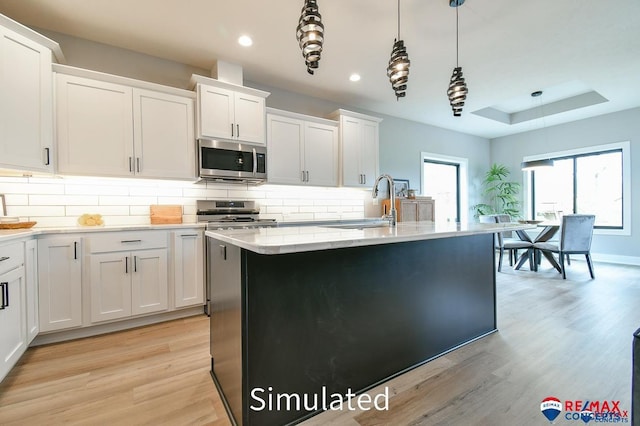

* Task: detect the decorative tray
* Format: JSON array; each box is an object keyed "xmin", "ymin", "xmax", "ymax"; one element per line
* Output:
[{"xmin": 0, "ymin": 221, "xmax": 37, "ymax": 229}]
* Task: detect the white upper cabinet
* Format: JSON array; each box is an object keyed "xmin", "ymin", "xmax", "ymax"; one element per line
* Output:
[
  {"xmin": 192, "ymin": 74, "xmax": 269, "ymax": 145},
  {"xmin": 329, "ymin": 109, "xmax": 382, "ymax": 188},
  {"xmin": 267, "ymin": 109, "xmax": 338, "ymax": 187},
  {"xmin": 132, "ymin": 88, "xmax": 195, "ymax": 179},
  {"xmin": 56, "ymin": 74, "xmax": 134, "ymax": 176},
  {"xmin": 0, "ymin": 20, "xmax": 55, "ymax": 173},
  {"xmin": 55, "ymin": 66, "xmax": 196, "ymax": 180}
]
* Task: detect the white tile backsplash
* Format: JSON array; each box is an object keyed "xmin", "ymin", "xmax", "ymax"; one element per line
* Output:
[{"xmin": 0, "ymin": 176, "xmax": 369, "ymax": 227}]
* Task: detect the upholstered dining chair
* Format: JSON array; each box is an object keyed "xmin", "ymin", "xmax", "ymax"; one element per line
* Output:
[
  {"xmin": 533, "ymin": 214, "xmax": 596, "ymax": 279},
  {"xmin": 479, "ymin": 214, "xmax": 534, "ymax": 272}
]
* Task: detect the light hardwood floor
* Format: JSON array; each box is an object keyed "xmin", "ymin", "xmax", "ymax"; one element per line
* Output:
[{"xmin": 1, "ymin": 259, "xmax": 638, "ymax": 425}]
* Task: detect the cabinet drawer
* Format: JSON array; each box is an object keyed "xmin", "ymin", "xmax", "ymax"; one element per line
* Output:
[
  {"xmin": 86, "ymin": 231, "xmax": 168, "ymax": 253},
  {"xmin": 0, "ymin": 241, "xmax": 25, "ymax": 273}
]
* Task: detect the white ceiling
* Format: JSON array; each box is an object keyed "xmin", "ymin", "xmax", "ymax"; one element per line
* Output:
[{"xmin": 1, "ymin": 0, "xmax": 639, "ymax": 139}]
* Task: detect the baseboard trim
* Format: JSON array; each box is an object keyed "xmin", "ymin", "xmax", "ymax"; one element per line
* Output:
[
  {"xmin": 31, "ymin": 306, "xmax": 205, "ymax": 346},
  {"xmin": 592, "ymin": 252, "xmax": 640, "ymax": 266}
]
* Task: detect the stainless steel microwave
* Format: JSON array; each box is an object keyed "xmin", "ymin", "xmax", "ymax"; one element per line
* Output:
[{"xmin": 198, "ymin": 139, "xmax": 267, "ymax": 184}]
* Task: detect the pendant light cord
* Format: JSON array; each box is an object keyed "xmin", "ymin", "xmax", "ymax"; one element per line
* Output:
[
  {"xmin": 455, "ymin": 5, "xmax": 459, "ymax": 67},
  {"xmin": 397, "ymin": 0, "xmax": 401, "ymax": 39}
]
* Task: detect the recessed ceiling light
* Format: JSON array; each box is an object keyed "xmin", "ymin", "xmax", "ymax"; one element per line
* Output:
[
  {"xmin": 349, "ymin": 73, "xmax": 361, "ymax": 82},
  {"xmin": 238, "ymin": 35, "xmax": 253, "ymax": 47}
]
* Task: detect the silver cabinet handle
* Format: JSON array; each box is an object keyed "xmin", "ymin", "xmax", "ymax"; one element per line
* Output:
[
  {"xmin": 125, "ymin": 256, "xmax": 129, "ymax": 274},
  {"xmin": 236, "ymin": 124, "xmax": 240, "ymax": 138},
  {"xmin": 306, "ymin": 171, "xmax": 310, "ymax": 182},
  {"xmin": 0, "ymin": 282, "xmax": 7, "ymax": 310},
  {"xmin": 301, "ymin": 170, "xmax": 305, "ymax": 182},
  {"xmin": 180, "ymin": 234, "xmax": 198, "ymax": 238},
  {"xmin": 136, "ymin": 157, "xmax": 141, "ymax": 173},
  {"xmin": 121, "ymin": 239, "xmax": 142, "ymax": 244},
  {"xmin": 220, "ymin": 244, "xmax": 227, "ymax": 260},
  {"xmin": 44, "ymin": 147, "xmax": 50, "ymax": 165},
  {"xmin": 231, "ymin": 123, "xmax": 234, "ymax": 137},
  {"xmin": 73, "ymin": 241, "xmax": 78, "ymax": 260},
  {"xmin": 363, "ymin": 174, "xmax": 366, "ymax": 184},
  {"xmin": 0, "ymin": 256, "xmax": 9, "ymax": 262},
  {"xmin": 129, "ymin": 157, "xmax": 133, "ymax": 172},
  {"xmin": 134, "ymin": 255, "xmax": 138, "ymax": 272}
]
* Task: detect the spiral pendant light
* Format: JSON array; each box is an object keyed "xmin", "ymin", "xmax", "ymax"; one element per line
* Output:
[
  {"xmin": 447, "ymin": 1, "xmax": 468, "ymax": 116},
  {"xmin": 296, "ymin": 0, "xmax": 324, "ymax": 75},
  {"xmin": 387, "ymin": 0, "xmax": 410, "ymax": 100}
]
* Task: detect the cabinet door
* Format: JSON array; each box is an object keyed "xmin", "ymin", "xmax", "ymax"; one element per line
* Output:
[
  {"xmin": 304, "ymin": 121, "xmax": 338, "ymax": 187},
  {"xmin": 89, "ymin": 252, "xmax": 131, "ymax": 322},
  {"xmin": 266, "ymin": 114, "xmax": 304, "ymax": 185},
  {"xmin": 133, "ymin": 88, "xmax": 195, "ymax": 179},
  {"xmin": 198, "ymin": 85, "xmax": 234, "ymax": 139},
  {"xmin": 341, "ymin": 116, "xmax": 364, "ymax": 187},
  {"xmin": 0, "ymin": 27, "xmax": 53, "ymax": 173},
  {"xmin": 417, "ymin": 200, "xmax": 435, "ymax": 222},
  {"xmin": 234, "ymin": 92, "xmax": 266, "ymax": 144},
  {"xmin": 38, "ymin": 237, "xmax": 82, "ymax": 332},
  {"xmin": 131, "ymin": 249, "xmax": 168, "ymax": 316},
  {"xmin": 360, "ymin": 119, "xmax": 379, "ymax": 187},
  {"xmin": 25, "ymin": 239, "xmax": 38, "ymax": 343},
  {"xmin": 56, "ymin": 74, "xmax": 134, "ymax": 177},
  {"xmin": 173, "ymin": 232, "xmax": 204, "ymax": 309},
  {"xmin": 400, "ymin": 201, "xmax": 418, "ymax": 222},
  {"xmin": 0, "ymin": 266, "xmax": 27, "ymax": 382}
]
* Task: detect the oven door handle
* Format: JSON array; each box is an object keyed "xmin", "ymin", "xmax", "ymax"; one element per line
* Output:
[{"xmin": 252, "ymin": 148, "xmax": 257, "ymax": 176}]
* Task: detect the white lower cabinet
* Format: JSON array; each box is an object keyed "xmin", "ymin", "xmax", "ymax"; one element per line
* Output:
[
  {"xmin": 172, "ymin": 230, "xmax": 204, "ymax": 309},
  {"xmin": 37, "ymin": 236, "xmax": 83, "ymax": 332},
  {"xmin": 87, "ymin": 231, "xmax": 168, "ymax": 323},
  {"xmin": 25, "ymin": 239, "xmax": 39, "ymax": 343},
  {"xmin": 0, "ymin": 241, "xmax": 27, "ymax": 382},
  {"xmin": 89, "ymin": 249, "xmax": 168, "ymax": 322}
]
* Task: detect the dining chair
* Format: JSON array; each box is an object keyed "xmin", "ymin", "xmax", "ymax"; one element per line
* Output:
[
  {"xmin": 533, "ymin": 214, "xmax": 596, "ymax": 279},
  {"xmin": 480, "ymin": 214, "xmax": 533, "ymax": 272}
]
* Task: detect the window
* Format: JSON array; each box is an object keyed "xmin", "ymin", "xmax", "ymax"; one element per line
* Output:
[
  {"xmin": 527, "ymin": 142, "xmax": 629, "ymax": 233},
  {"xmin": 421, "ymin": 153, "xmax": 468, "ymax": 224}
]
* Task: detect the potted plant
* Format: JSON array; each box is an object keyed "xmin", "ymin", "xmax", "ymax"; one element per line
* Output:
[{"xmin": 472, "ymin": 163, "xmax": 521, "ymax": 220}]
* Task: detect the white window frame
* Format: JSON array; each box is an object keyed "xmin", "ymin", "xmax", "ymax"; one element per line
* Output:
[
  {"xmin": 522, "ymin": 141, "xmax": 631, "ymax": 236},
  {"xmin": 420, "ymin": 152, "xmax": 469, "ymax": 224}
]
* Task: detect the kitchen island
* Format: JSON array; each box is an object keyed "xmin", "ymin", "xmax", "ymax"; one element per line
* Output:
[{"xmin": 206, "ymin": 221, "xmax": 532, "ymax": 425}]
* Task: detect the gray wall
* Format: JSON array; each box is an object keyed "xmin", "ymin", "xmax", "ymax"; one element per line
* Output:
[{"xmin": 491, "ymin": 107, "xmax": 640, "ymax": 260}]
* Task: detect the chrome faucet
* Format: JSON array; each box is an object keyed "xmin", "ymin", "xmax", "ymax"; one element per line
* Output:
[{"xmin": 372, "ymin": 174, "xmax": 397, "ymax": 226}]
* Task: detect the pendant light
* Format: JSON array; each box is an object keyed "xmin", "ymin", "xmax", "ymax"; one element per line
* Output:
[
  {"xmin": 521, "ymin": 91, "xmax": 554, "ymax": 170},
  {"xmin": 387, "ymin": 0, "xmax": 410, "ymax": 100},
  {"xmin": 447, "ymin": 0, "xmax": 468, "ymax": 116},
  {"xmin": 296, "ymin": 0, "xmax": 324, "ymax": 75}
]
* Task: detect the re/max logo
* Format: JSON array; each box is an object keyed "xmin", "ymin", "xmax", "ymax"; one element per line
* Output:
[{"xmin": 564, "ymin": 400, "xmax": 626, "ymax": 416}]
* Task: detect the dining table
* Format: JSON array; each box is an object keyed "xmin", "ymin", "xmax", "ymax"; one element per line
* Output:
[{"xmin": 514, "ymin": 221, "xmax": 562, "ymax": 272}]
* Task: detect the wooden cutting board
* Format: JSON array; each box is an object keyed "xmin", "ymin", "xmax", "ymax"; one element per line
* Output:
[
  {"xmin": 150, "ymin": 205, "xmax": 182, "ymax": 224},
  {"xmin": 0, "ymin": 221, "xmax": 37, "ymax": 229}
]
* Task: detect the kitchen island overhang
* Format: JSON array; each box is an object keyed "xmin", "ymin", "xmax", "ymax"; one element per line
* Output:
[{"xmin": 206, "ymin": 222, "xmax": 534, "ymax": 426}]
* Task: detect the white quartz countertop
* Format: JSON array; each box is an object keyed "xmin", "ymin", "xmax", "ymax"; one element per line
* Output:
[
  {"xmin": 0, "ymin": 222, "xmax": 206, "ymax": 244},
  {"xmin": 205, "ymin": 221, "xmax": 536, "ymax": 255}
]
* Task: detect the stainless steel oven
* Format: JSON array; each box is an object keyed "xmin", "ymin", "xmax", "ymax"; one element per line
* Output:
[{"xmin": 198, "ymin": 139, "xmax": 267, "ymax": 184}]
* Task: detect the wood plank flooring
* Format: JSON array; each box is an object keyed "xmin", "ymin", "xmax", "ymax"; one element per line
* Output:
[{"xmin": 1, "ymin": 259, "xmax": 638, "ymax": 425}]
